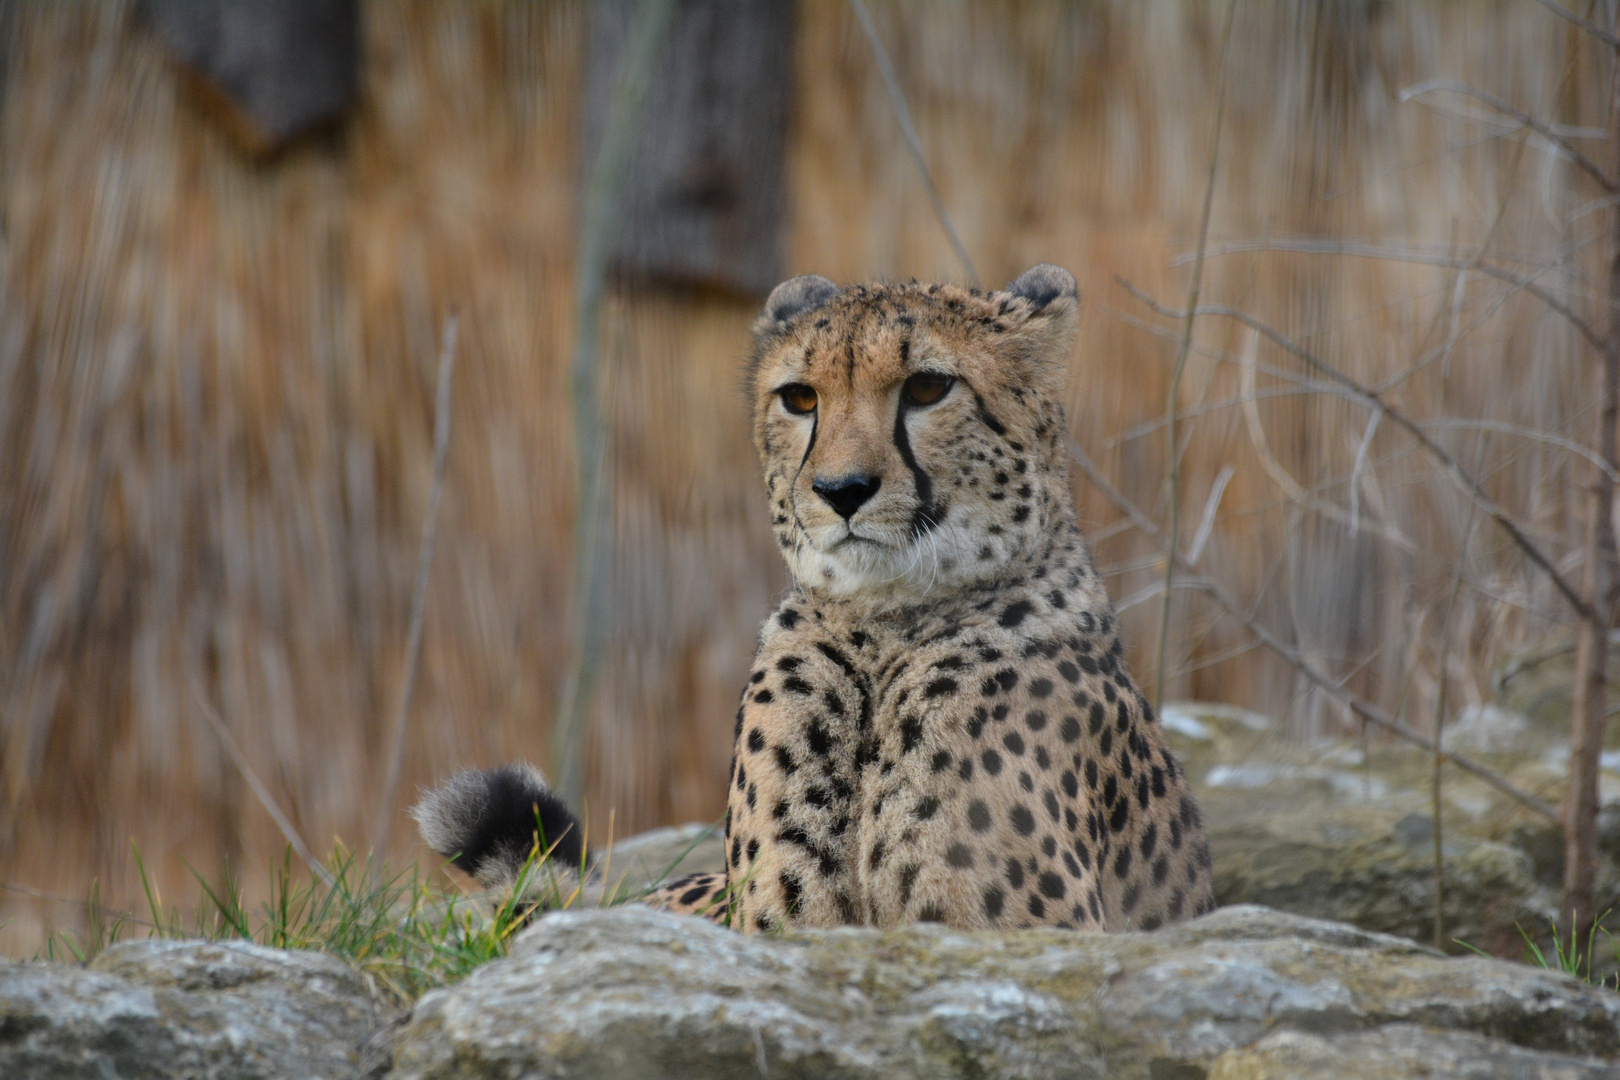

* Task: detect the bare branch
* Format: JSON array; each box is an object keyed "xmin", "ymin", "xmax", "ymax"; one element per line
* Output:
[
  {"xmin": 849, "ymin": 0, "xmax": 980, "ymax": 286},
  {"xmin": 1110, "ymin": 385, "xmax": 1342, "ymax": 444},
  {"xmin": 1172, "ymin": 636, "xmax": 1266, "ymax": 677},
  {"xmin": 1118, "ymin": 286, "xmax": 1595, "ymax": 621},
  {"xmin": 1066, "ymin": 435, "xmax": 1561, "ymax": 822},
  {"xmin": 375, "ymin": 313, "xmax": 459, "ymax": 854},
  {"xmin": 1104, "ymin": 301, "xmax": 1363, "ymax": 401},
  {"xmin": 1418, "ymin": 418, "xmax": 1620, "ymax": 483},
  {"xmin": 1156, "ymin": 0, "xmax": 1238, "ymax": 709},
  {"xmin": 1430, "ymin": 506, "xmax": 1479, "ymax": 948},
  {"xmin": 1529, "ymin": 0, "xmax": 1620, "ymax": 49},
  {"xmin": 1349, "ymin": 410, "xmax": 1380, "ymax": 537},
  {"xmin": 553, "ymin": 0, "xmax": 679, "ymax": 811},
  {"xmin": 1172, "ymin": 238, "xmax": 1567, "ymax": 270},
  {"xmin": 1187, "ymin": 464, "xmax": 1235, "ymax": 564},
  {"xmin": 1167, "ymin": 241, "xmax": 1607, "ymax": 349},
  {"xmin": 1236, "ymin": 324, "xmax": 1417, "ymax": 551},
  {"xmin": 193, "ymin": 683, "xmax": 334, "ymax": 886},
  {"xmin": 1400, "ymin": 79, "xmax": 1615, "ymax": 193}
]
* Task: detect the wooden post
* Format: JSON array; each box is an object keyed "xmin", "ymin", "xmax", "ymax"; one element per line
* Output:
[{"xmin": 584, "ymin": 0, "xmax": 793, "ymax": 297}]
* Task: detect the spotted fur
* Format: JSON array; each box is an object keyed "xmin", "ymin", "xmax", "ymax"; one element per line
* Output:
[{"xmin": 415, "ymin": 265, "xmax": 1214, "ymax": 933}]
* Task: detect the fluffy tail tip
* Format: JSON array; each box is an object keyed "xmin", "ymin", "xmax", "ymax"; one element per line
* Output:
[{"xmin": 409, "ymin": 763, "xmax": 585, "ymax": 888}]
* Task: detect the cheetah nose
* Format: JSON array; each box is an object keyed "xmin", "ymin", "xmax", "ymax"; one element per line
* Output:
[{"xmin": 812, "ymin": 474, "xmax": 881, "ymax": 520}]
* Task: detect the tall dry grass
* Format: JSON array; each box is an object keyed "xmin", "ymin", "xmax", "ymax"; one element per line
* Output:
[{"xmin": 0, "ymin": 0, "xmax": 1607, "ymax": 952}]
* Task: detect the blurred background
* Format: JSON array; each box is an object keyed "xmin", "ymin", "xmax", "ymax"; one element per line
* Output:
[{"xmin": 1, "ymin": 0, "xmax": 1612, "ymax": 955}]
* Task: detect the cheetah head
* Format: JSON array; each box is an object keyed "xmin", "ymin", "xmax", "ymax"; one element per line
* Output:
[{"xmin": 748, "ymin": 264, "xmax": 1080, "ymax": 605}]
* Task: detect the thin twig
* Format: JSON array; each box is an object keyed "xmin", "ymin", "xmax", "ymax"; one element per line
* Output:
[
  {"xmin": 1431, "ymin": 508, "xmax": 1477, "ymax": 950},
  {"xmin": 1156, "ymin": 0, "xmax": 1238, "ymax": 709},
  {"xmin": 1143, "ymin": 243, "xmax": 1534, "ymax": 402},
  {"xmin": 1105, "ymin": 303, "xmax": 1363, "ymax": 402},
  {"xmin": 1529, "ymin": 0, "xmax": 1620, "ymax": 50},
  {"xmin": 1117, "ymin": 285, "xmax": 1595, "ymax": 622},
  {"xmin": 848, "ymin": 0, "xmax": 979, "ymax": 287},
  {"xmin": 1110, "ymin": 384, "xmax": 1341, "ymax": 444},
  {"xmin": 192, "ymin": 682, "xmax": 334, "ymax": 887},
  {"xmin": 1173, "ymin": 237, "xmax": 1577, "ymax": 270},
  {"xmin": 1067, "ymin": 435, "xmax": 1560, "ymax": 821},
  {"xmin": 1348, "ymin": 410, "xmax": 1380, "ymax": 537},
  {"xmin": 1497, "ymin": 639, "xmax": 1582, "ymax": 689},
  {"xmin": 0, "ymin": 880, "xmax": 185, "ymax": 944},
  {"xmin": 1167, "ymin": 240, "xmax": 1606, "ymax": 349},
  {"xmin": 375, "ymin": 313, "xmax": 459, "ymax": 854},
  {"xmin": 1187, "ymin": 464, "xmax": 1234, "ymax": 565},
  {"xmin": 551, "ymin": 0, "xmax": 678, "ymax": 810},
  {"xmin": 1236, "ymin": 324, "xmax": 1416, "ymax": 550},
  {"xmin": 1400, "ymin": 80, "xmax": 1615, "ymax": 192},
  {"xmin": 1419, "ymin": 418, "xmax": 1620, "ymax": 482}
]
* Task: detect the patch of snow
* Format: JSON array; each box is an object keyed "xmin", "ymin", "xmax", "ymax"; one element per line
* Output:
[
  {"xmin": 1203, "ymin": 763, "xmax": 1387, "ymax": 801},
  {"xmin": 1159, "ymin": 707, "xmax": 1213, "ymax": 742},
  {"xmin": 1162, "ymin": 701, "xmax": 1271, "ymax": 732}
]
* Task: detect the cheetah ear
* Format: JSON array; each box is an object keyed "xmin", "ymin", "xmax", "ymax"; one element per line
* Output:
[
  {"xmin": 1004, "ymin": 264, "xmax": 1079, "ymax": 321},
  {"xmin": 1000, "ymin": 263, "xmax": 1079, "ymax": 360},
  {"xmin": 755, "ymin": 275, "xmax": 840, "ymax": 338}
]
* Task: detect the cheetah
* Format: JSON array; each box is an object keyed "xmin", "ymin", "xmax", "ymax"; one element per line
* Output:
[{"xmin": 414, "ymin": 265, "xmax": 1214, "ymax": 933}]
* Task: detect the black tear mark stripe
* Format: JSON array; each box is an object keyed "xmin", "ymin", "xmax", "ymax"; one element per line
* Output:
[
  {"xmin": 795, "ymin": 411, "xmax": 819, "ymax": 483},
  {"xmin": 894, "ymin": 346, "xmax": 944, "ymax": 537},
  {"xmin": 973, "ymin": 393, "xmax": 1008, "ymax": 436},
  {"xmin": 788, "ymin": 403, "xmax": 820, "ymax": 538}
]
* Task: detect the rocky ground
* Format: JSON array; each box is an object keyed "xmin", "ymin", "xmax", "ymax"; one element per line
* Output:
[
  {"xmin": 0, "ymin": 937, "xmax": 385, "ymax": 1078},
  {"xmin": 8, "ymin": 905, "xmax": 1619, "ymax": 1079},
  {"xmin": 7, "ymin": 697, "xmax": 1620, "ymax": 1078},
  {"xmin": 1161, "ymin": 698, "xmax": 1620, "ymax": 965}
]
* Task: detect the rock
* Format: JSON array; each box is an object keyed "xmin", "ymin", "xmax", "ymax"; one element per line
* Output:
[
  {"xmin": 1495, "ymin": 639, "xmax": 1620, "ymax": 750},
  {"xmin": 597, "ymin": 821, "xmax": 726, "ymax": 898},
  {"xmin": 383, "ymin": 904, "xmax": 1620, "ymax": 1080},
  {"xmin": 1159, "ymin": 700, "xmax": 1273, "ymax": 783},
  {"xmin": 1207, "ymin": 1025, "xmax": 1618, "ymax": 1080},
  {"xmin": 1201, "ymin": 795, "xmax": 1553, "ymax": 956},
  {"xmin": 0, "ymin": 938, "xmax": 383, "ymax": 1079},
  {"xmin": 1151, "ymin": 699, "xmax": 1587, "ymax": 957},
  {"xmin": 1600, "ymin": 803, "xmax": 1620, "ymax": 865}
]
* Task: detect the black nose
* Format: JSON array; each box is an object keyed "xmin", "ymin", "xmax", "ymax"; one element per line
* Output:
[{"xmin": 812, "ymin": 474, "xmax": 881, "ymax": 520}]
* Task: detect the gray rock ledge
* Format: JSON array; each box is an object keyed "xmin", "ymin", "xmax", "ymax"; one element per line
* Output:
[
  {"xmin": 385, "ymin": 904, "xmax": 1620, "ymax": 1080},
  {"xmin": 0, "ymin": 938, "xmax": 383, "ymax": 1079}
]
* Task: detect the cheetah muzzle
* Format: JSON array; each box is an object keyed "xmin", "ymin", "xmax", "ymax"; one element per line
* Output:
[{"xmin": 414, "ymin": 264, "xmax": 1215, "ymax": 932}]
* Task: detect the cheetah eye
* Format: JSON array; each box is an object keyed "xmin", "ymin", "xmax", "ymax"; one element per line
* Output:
[
  {"xmin": 778, "ymin": 383, "xmax": 818, "ymax": 415},
  {"xmin": 902, "ymin": 372, "xmax": 955, "ymax": 407}
]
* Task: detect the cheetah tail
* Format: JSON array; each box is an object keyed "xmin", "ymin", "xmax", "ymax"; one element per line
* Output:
[
  {"xmin": 649, "ymin": 871, "xmax": 732, "ymax": 925},
  {"xmin": 409, "ymin": 763, "xmax": 586, "ymax": 889}
]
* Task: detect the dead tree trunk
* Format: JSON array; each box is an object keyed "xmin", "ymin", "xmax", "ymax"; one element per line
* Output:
[{"xmin": 1562, "ymin": 16, "xmax": 1620, "ymax": 939}]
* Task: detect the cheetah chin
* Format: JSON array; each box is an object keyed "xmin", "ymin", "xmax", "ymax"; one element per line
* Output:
[
  {"xmin": 787, "ymin": 518, "xmax": 983, "ymax": 600},
  {"xmin": 413, "ymin": 264, "xmax": 1215, "ymax": 934}
]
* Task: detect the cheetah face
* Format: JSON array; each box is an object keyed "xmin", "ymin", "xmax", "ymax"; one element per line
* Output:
[{"xmin": 748, "ymin": 266, "xmax": 1080, "ymax": 605}]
